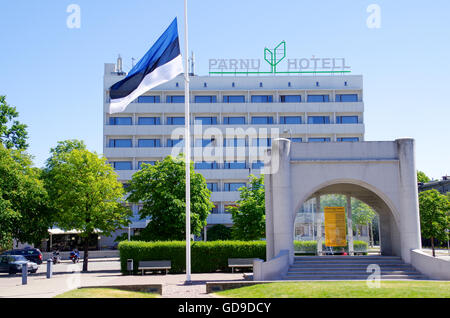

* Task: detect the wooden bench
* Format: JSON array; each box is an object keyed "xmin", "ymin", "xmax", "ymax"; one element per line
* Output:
[
  {"xmin": 228, "ymin": 258, "xmax": 256, "ymax": 273},
  {"xmin": 138, "ymin": 260, "xmax": 171, "ymax": 275}
]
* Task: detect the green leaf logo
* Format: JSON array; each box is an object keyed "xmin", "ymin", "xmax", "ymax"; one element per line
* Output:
[{"xmin": 264, "ymin": 41, "xmax": 286, "ymax": 73}]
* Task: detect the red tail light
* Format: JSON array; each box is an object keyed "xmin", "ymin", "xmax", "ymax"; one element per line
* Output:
[{"xmin": 39, "ymin": 254, "xmax": 42, "ymax": 260}]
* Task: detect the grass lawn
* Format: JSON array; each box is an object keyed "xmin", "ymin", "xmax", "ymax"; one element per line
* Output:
[
  {"xmin": 55, "ymin": 288, "xmax": 159, "ymax": 298},
  {"xmin": 215, "ymin": 281, "xmax": 450, "ymax": 298}
]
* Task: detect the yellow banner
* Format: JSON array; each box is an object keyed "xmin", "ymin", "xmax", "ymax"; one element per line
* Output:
[{"xmin": 324, "ymin": 207, "xmax": 347, "ymax": 247}]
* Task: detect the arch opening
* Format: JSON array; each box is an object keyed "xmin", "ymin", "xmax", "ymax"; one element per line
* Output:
[{"xmin": 293, "ymin": 182, "xmax": 401, "ymax": 257}]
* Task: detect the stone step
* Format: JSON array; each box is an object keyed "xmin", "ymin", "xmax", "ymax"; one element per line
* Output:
[
  {"xmin": 292, "ymin": 262, "xmax": 406, "ymax": 266},
  {"xmin": 282, "ymin": 274, "xmax": 427, "ymax": 280},
  {"xmin": 286, "ymin": 270, "xmax": 421, "ymax": 276},
  {"xmin": 291, "ymin": 263, "xmax": 409, "ymax": 268},
  {"xmin": 287, "ymin": 268, "xmax": 417, "ymax": 273},
  {"xmin": 283, "ymin": 256, "xmax": 427, "ymax": 281},
  {"xmin": 294, "ymin": 256, "xmax": 401, "ymax": 260}
]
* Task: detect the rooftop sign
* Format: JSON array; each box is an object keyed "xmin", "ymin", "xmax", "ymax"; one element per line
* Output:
[{"xmin": 209, "ymin": 41, "xmax": 351, "ymax": 75}]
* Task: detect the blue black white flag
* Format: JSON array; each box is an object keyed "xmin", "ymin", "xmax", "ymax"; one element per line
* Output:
[{"xmin": 109, "ymin": 18, "xmax": 183, "ymax": 113}]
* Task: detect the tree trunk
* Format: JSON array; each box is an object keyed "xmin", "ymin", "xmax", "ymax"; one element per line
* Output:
[
  {"xmin": 431, "ymin": 236, "xmax": 435, "ymax": 257},
  {"xmin": 82, "ymin": 236, "xmax": 89, "ymax": 272}
]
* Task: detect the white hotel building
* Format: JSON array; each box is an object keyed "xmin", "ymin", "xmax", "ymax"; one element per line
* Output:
[{"xmin": 103, "ymin": 61, "xmax": 364, "ymax": 239}]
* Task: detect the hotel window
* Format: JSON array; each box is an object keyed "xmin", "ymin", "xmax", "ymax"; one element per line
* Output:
[
  {"xmin": 251, "ymin": 95, "xmax": 273, "ymax": 103},
  {"xmin": 108, "ymin": 139, "xmax": 132, "ymax": 148},
  {"xmin": 194, "ymin": 117, "xmax": 217, "ymax": 125},
  {"xmin": 166, "ymin": 95, "xmax": 185, "ymax": 103},
  {"xmin": 167, "ymin": 139, "xmax": 184, "ymax": 147},
  {"xmin": 252, "ymin": 161, "xmax": 264, "ymax": 169},
  {"xmin": 109, "ymin": 117, "xmax": 132, "ymax": 125},
  {"xmin": 167, "ymin": 117, "xmax": 185, "ymax": 125},
  {"xmin": 224, "ymin": 183, "xmax": 246, "ymax": 192},
  {"xmin": 308, "ymin": 137, "xmax": 331, "ymax": 142},
  {"xmin": 337, "ymin": 137, "xmax": 359, "ymax": 142},
  {"xmin": 112, "ymin": 161, "xmax": 132, "ymax": 170},
  {"xmin": 210, "ymin": 205, "xmax": 219, "ymax": 214},
  {"xmin": 194, "ymin": 161, "xmax": 219, "ymax": 170},
  {"xmin": 224, "ymin": 138, "xmax": 246, "ymax": 147},
  {"xmin": 138, "ymin": 117, "xmax": 161, "ymax": 125},
  {"xmin": 308, "ymin": 116, "xmax": 330, "ymax": 124},
  {"xmin": 224, "ymin": 161, "xmax": 246, "ymax": 169},
  {"xmin": 138, "ymin": 161, "xmax": 156, "ymax": 169},
  {"xmin": 206, "ymin": 183, "xmax": 219, "ymax": 192},
  {"xmin": 194, "ymin": 95, "xmax": 217, "ymax": 103},
  {"xmin": 223, "ymin": 95, "xmax": 245, "ymax": 103},
  {"xmin": 137, "ymin": 139, "xmax": 161, "ymax": 148},
  {"xmin": 195, "ymin": 139, "xmax": 215, "ymax": 147},
  {"xmin": 280, "ymin": 95, "xmax": 301, "ymax": 103},
  {"xmin": 252, "ymin": 138, "xmax": 271, "ymax": 147},
  {"xmin": 280, "ymin": 116, "xmax": 302, "ymax": 124},
  {"xmin": 251, "ymin": 116, "xmax": 274, "ymax": 124},
  {"xmin": 223, "ymin": 116, "xmax": 245, "ymax": 125},
  {"xmin": 289, "ymin": 138, "xmax": 303, "ymax": 143},
  {"xmin": 336, "ymin": 116, "xmax": 359, "ymax": 124},
  {"xmin": 336, "ymin": 94, "xmax": 358, "ymax": 102},
  {"xmin": 137, "ymin": 96, "xmax": 160, "ymax": 103},
  {"xmin": 307, "ymin": 95, "xmax": 329, "ymax": 103}
]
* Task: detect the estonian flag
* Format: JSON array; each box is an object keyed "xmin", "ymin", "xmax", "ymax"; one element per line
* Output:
[{"xmin": 109, "ymin": 18, "xmax": 183, "ymax": 114}]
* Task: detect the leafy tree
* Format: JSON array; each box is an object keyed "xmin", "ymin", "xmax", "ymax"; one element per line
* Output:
[
  {"xmin": 417, "ymin": 170, "xmax": 431, "ymax": 183},
  {"xmin": 0, "ymin": 95, "xmax": 28, "ymax": 150},
  {"xmin": 44, "ymin": 142, "xmax": 131, "ymax": 271},
  {"xmin": 127, "ymin": 155, "xmax": 213, "ymax": 241},
  {"xmin": 0, "ymin": 145, "xmax": 52, "ymax": 248},
  {"xmin": 228, "ymin": 175, "xmax": 265, "ymax": 241},
  {"xmin": 207, "ymin": 224, "xmax": 232, "ymax": 241},
  {"xmin": 352, "ymin": 202, "xmax": 376, "ymax": 235},
  {"xmin": 418, "ymin": 189, "xmax": 450, "ymax": 257},
  {"xmin": 45, "ymin": 139, "xmax": 87, "ymax": 169}
]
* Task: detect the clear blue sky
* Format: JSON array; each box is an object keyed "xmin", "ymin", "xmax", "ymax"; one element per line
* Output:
[{"xmin": 0, "ymin": 0, "xmax": 449, "ymax": 179}]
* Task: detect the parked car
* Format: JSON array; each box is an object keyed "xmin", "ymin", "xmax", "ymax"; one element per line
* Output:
[
  {"xmin": 0, "ymin": 255, "xmax": 38, "ymax": 274},
  {"xmin": 1, "ymin": 248, "xmax": 43, "ymax": 265}
]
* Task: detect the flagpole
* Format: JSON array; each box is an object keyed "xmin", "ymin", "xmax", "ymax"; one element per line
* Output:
[{"xmin": 184, "ymin": 0, "xmax": 191, "ymax": 284}]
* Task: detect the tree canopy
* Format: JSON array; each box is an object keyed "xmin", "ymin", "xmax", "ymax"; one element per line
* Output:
[
  {"xmin": 417, "ymin": 170, "xmax": 431, "ymax": 183},
  {"xmin": 228, "ymin": 175, "xmax": 265, "ymax": 241},
  {"xmin": 418, "ymin": 189, "xmax": 450, "ymax": 256},
  {"xmin": 0, "ymin": 95, "xmax": 28, "ymax": 150},
  {"xmin": 0, "ymin": 145, "xmax": 51, "ymax": 249},
  {"xmin": 127, "ymin": 155, "xmax": 213, "ymax": 241},
  {"xmin": 43, "ymin": 141, "xmax": 131, "ymax": 271}
]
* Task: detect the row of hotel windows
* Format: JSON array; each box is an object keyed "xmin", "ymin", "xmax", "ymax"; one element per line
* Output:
[
  {"xmin": 108, "ymin": 136, "xmax": 360, "ymax": 148},
  {"xmin": 109, "ymin": 115, "xmax": 359, "ymax": 126},
  {"xmin": 110, "ymin": 142, "xmax": 360, "ymax": 171},
  {"xmin": 129, "ymin": 94, "xmax": 359, "ymax": 104},
  {"xmin": 112, "ymin": 161, "xmax": 264, "ymax": 171}
]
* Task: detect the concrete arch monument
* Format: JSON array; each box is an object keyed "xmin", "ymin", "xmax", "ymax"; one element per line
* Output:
[{"xmin": 254, "ymin": 138, "xmax": 423, "ymax": 280}]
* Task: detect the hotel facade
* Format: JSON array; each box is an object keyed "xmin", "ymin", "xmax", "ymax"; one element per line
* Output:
[{"xmin": 103, "ymin": 61, "xmax": 365, "ymax": 241}]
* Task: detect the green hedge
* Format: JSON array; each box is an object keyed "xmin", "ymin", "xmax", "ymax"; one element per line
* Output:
[
  {"xmin": 119, "ymin": 240, "xmax": 369, "ymax": 274},
  {"xmin": 119, "ymin": 240, "xmax": 266, "ymax": 274},
  {"xmin": 294, "ymin": 240, "xmax": 369, "ymax": 255}
]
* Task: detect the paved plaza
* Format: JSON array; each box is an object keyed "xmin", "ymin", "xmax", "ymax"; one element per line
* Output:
[{"xmin": 0, "ymin": 258, "xmax": 246, "ymax": 298}]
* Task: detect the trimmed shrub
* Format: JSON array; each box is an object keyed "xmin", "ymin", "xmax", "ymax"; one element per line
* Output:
[
  {"xmin": 119, "ymin": 240, "xmax": 266, "ymax": 274},
  {"xmin": 294, "ymin": 240, "xmax": 369, "ymax": 255},
  {"xmin": 119, "ymin": 240, "xmax": 369, "ymax": 274}
]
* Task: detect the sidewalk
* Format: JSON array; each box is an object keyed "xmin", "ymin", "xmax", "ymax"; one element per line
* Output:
[{"xmin": 0, "ymin": 259, "xmax": 246, "ymax": 298}]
